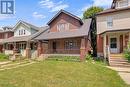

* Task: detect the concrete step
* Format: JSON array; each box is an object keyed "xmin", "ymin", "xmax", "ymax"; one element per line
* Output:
[
  {"xmin": 110, "ymin": 61, "xmax": 130, "ymax": 65},
  {"xmin": 110, "ymin": 64, "xmax": 130, "ymax": 67},
  {"xmin": 109, "ymin": 59, "xmax": 128, "ymax": 62}
]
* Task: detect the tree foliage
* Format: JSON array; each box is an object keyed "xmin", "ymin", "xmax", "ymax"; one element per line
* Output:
[
  {"xmin": 83, "ymin": 6, "xmax": 103, "ymax": 19},
  {"xmin": 83, "ymin": 6, "xmax": 103, "ymax": 57}
]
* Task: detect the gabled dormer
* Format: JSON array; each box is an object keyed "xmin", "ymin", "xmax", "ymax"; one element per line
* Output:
[
  {"xmin": 13, "ymin": 21, "xmax": 39, "ymax": 37},
  {"xmin": 112, "ymin": 0, "xmax": 130, "ymax": 9},
  {"xmin": 47, "ymin": 10, "xmax": 83, "ymax": 32}
]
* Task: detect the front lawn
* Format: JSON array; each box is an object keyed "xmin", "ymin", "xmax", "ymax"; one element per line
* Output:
[{"xmin": 0, "ymin": 61, "xmax": 129, "ymax": 87}]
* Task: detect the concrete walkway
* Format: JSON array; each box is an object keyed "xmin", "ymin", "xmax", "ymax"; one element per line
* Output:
[{"xmin": 108, "ymin": 66, "xmax": 130, "ymax": 85}]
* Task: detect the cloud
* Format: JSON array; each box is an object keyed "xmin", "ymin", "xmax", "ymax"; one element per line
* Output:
[
  {"xmin": 81, "ymin": 0, "xmax": 113, "ymax": 11},
  {"xmin": 39, "ymin": 0, "xmax": 69, "ymax": 12},
  {"xmin": 81, "ymin": 5, "xmax": 92, "ymax": 11},
  {"xmin": 92, "ymin": 0, "xmax": 113, "ymax": 7},
  {"xmin": 50, "ymin": 4, "xmax": 69, "ymax": 12},
  {"xmin": 0, "ymin": 14, "xmax": 15, "ymax": 20},
  {"xmin": 32, "ymin": 12, "xmax": 46, "ymax": 19}
]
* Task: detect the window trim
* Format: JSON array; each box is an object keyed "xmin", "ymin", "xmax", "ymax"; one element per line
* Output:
[{"xmin": 107, "ymin": 16, "xmax": 113, "ymax": 28}]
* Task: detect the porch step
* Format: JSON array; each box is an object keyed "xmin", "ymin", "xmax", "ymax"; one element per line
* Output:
[{"xmin": 109, "ymin": 54, "xmax": 130, "ymax": 67}]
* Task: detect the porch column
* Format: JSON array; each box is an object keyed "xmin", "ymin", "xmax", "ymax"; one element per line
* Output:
[
  {"xmin": 103, "ymin": 34, "xmax": 107, "ymax": 58},
  {"xmin": 129, "ymin": 32, "xmax": 130, "ymax": 43},
  {"xmin": 2, "ymin": 44, "xmax": 5, "ymax": 53},
  {"xmin": 26, "ymin": 41, "xmax": 31, "ymax": 58},
  {"xmin": 13, "ymin": 43, "xmax": 17, "ymax": 54},
  {"xmin": 80, "ymin": 38, "xmax": 86, "ymax": 61},
  {"xmin": 37, "ymin": 41, "xmax": 43, "ymax": 57}
]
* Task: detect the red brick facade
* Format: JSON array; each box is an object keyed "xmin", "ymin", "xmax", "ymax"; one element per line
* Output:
[
  {"xmin": 97, "ymin": 35, "xmax": 103, "ymax": 54},
  {"xmin": 0, "ymin": 32, "xmax": 14, "ymax": 52},
  {"xmin": 49, "ymin": 13, "xmax": 82, "ymax": 32}
]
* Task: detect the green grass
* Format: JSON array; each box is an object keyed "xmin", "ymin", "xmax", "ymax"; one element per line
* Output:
[
  {"xmin": 0, "ymin": 53, "xmax": 9, "ymax": 62},
  {"xmin": 0, "ymin": 61, "xmax": 129, "ymax": 87}
]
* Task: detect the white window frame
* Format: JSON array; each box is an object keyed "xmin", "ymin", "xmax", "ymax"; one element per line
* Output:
[
  {"xmin": 57, "ymin": 23, "xmax": 69, "ymax": 31},
  {"xmin": 107, "ymin": 16, "xmax": 113, "ymax": 28},
  {"xmin": 117, "ymin": 0, "xmax": 128, "ymax": 8}
]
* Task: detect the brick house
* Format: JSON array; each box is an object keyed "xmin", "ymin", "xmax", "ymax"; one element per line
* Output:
[
  {"xmin": 0, "ymin": 27, "xmax": 14, "ymax": 52},
  {"xmin": 35, "ymin": 10, "xmax": 92, "ymax": 61},
  {"xmin": 2, "ymin": 21, "xmax": 48, "ymax": 58},
  {"xmin": 97, "ymin": 0, "xmax": 130, "ymax": 58}
]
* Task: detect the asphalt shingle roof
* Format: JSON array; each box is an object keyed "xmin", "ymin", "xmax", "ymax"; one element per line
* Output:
[{"xmin": 35, "ymin": 19, "xmax": 92, "ymax": 40}]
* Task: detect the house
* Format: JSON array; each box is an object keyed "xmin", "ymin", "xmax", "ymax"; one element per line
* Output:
[
  {"xmin": 35, "ymin": 10, "xmax": 92, "ymax": 61},
  {"xmin": 97, "ymin": 0, "xmax": 130, "ymax": 58},
  {"xmin": 2, "ymin": 21, "xmax": 48, "ymax": 58},
  {"xmin": 0, "ymin": 26, "xmax": 14, "ymax": 52}
]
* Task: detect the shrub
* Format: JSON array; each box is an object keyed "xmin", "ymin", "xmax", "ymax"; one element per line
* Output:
[
  {"xmin": 123, "ymin": 42, "xmax": 130, "ymax": 62},
  {"xmin": 47, "ymin": 56, "xmax": 80, "ymax": 62},
  {"xmin": 0, "ymin": 53, "xmax": 9, "ymax": 61},
  {"xmin": 85, "ymin": 54, "xmax": 93, "ymax": 61}
]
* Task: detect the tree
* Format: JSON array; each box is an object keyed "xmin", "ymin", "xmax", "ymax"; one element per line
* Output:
[{"xmin": 83, "ymin": 6, "xmax": 103, "ymax": 57}]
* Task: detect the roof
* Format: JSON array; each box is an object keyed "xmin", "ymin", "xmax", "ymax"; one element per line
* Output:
[
  {"xmin": 47, "ymin": 10, "xmax": 83, "ymax": 25},
  {"xmin": 99, "ymin": 28, "xmax": 130, "ymax": 35},
  {"xmin": 2, "ymin": 26, "xmax": 49, "ymax": 43},
  {"xmin": 0, "ymin": 26, "xmax": 13, "ymax": 33},
  {"xmin": 97, "ymin": 6, "xmax": 130, "ymax": 15},
  {"xmin": 35, "ymin": 19, "xmax": 92, "ymax": 40},
  {"xmin": 13, "ymin": 20, "xmax": 40, "ymax": 31}
]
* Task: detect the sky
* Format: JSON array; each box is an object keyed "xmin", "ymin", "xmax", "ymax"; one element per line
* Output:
[{"xmin": 0, "ymin": 0, "xmax": 113, "ymax": 27}]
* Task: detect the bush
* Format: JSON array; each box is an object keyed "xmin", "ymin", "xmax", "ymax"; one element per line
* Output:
[
  {"xmin": 123, "ymin": 42, "xmax": 130, "ymax": 62},
  {"xmin": 47, "ymin": 56, "xmax": 80, "ymax": 62},
  {"xmin": 85, "ymin": 54, "xmax": 93, "ymax": 61},
  {"xmin": 0, "ymin": 53, "xmax": 9, "ymax": 61}
]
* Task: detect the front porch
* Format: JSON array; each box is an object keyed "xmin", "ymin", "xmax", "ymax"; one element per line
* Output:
[
  {"xmin": 103, "ymin": 31, "xmax": 130, "ymax": 58},
  {"xmin": 3, "ymin": 41, "xmax": 38, "ymax": 58},
  {"xmin": 37, "ymin": 37, "xmax": 91, "ymax": 61}
]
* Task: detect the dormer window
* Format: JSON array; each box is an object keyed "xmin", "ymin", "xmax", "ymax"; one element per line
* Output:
[
  {"xmin": 19, "ymin": 29, "xmax": 26, "ymax": 35},
  {"xmin": 57, "ymin": 23, "xmax": 69, "ymax": 31}
]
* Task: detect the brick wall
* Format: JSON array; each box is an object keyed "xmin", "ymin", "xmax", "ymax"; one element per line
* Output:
[{"xmin": 49, "ymin": 13, "xmax": 82, "ymax": 32}]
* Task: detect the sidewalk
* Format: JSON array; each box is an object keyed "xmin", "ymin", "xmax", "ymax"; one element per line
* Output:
[{"xmin": 107, "ymin": 67, "xmax": 130, "ymax": 85}]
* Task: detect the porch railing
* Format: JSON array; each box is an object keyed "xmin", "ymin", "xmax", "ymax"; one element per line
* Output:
[{"xmin": 43, "ymin": 49, "xmax": 80, "ymax": 54}]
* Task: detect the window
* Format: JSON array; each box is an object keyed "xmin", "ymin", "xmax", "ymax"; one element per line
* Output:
[
  {"xmin": 19, "ymin": 30, "xmax": 21, "ymax": 35},
  {"xmin": 19, "ymin": 29, "xmax": 26, "ymax": 36},
  {"xmin": 4, "ymin": 33, "xmax": 8, "ymax": 39},
  {"xmin": 117, "ymin": 0, "xmax": 128, "ymax": 8},
  {"xmin": 24, "ymin": 30, "xmax": 26, "ymax": 35},
  {"xmin": 64, "ymin": 40, "xmax": 78, "ymax": 50},
  {"xmin": 107, "ymin": 17, "xmax": 113, "ymax": 28},
  {"xmin": 110, "ymin": 38, "xmax": 117, "ymax": 48},
  {"xmin": 19, "ymin": 43, "xmax": 26, "ymax": 49},
  {"xmin": 57, "ymin": 23, "xmax": 69, "ymax": 31}
]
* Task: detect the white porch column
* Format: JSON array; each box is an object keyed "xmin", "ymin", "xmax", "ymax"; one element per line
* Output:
[
  {"xmin": 103, "ymin": 34, "xmax": 107, "ymax": 58},
  {"xmin": 129, "ymin": 32, "xmax": 130, "ymax": 42}
]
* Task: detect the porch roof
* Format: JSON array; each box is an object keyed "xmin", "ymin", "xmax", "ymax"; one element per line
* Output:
[
  {"xmin": 99, "ymin": 28, "xmax": 130, "ymax": 35},
  {"xmin": 2, "ymin": 26, "xmax": 49, "ymax": 43},
  {"xmin": 35, "ymin": 19, "xmax": 92, "ymax": 40}
]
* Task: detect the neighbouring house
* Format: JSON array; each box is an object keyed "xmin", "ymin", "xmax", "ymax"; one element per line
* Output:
[
  {"xmin": 97, "ymin": 0, "xmax": 130, "ymax": 58},
  {"xmin": 35, "ymin": 10, "xmax": 92, "ymax": 61},
  {"xmin": 2, "ymin": 21, "xmax": 48, "ymax": 58},
  {"xmin": 0, "ymin": 26, "xmax": 14, "ymax": 52}
]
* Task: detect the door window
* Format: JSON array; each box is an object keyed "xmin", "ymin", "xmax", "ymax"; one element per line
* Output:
[{"xmin": 110, "ymin": 38, "xmax": 117, "ymax": 48}]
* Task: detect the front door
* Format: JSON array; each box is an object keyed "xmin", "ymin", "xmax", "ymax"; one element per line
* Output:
[
  {"xmin": 52, "ymin": 41, "xmax": 57, "ymax": 53},
  {"xmin": 110, "ymin": 37, "xmax": 118, "ymax": 53}
]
